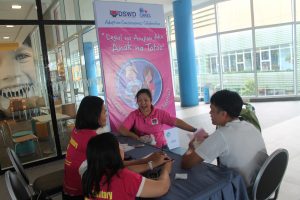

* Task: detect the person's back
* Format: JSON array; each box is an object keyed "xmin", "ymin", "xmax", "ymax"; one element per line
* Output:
[
  {"xmin": 84, "ymin": 168, "xmax": 143, "ymax": 200},
  {"xmin": 216, "ymin": 120, "xmax": 266, "ymax": 186},
  {"xmin": 82, "ymin": 133, "xmax": 173, "ymax": 200},
  {"xmin": 64, "ymin": 128, "xmax": 96, "ymax": 196},
  {"xmin": 63, "ymin": 96, "xmax": 106, "ymax": 199}
]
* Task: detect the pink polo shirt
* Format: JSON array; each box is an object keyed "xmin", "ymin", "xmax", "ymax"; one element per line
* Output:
[{"xmin": 122, "ymin": 107, "xmax": 176, "ymax": 147}]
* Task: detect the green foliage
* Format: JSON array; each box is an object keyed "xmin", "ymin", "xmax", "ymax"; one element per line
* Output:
[{"xmin": 241, "ymin": 79, "xmax": 255, "ymax": 96}]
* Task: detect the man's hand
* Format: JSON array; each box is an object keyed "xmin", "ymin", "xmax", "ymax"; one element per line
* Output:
[
  {"xmin": 194, "ymin": 128, "xmax": 209, "ymax": 141},
  {"xmin": 189, "ymin": 128, "xmax": 209, "ymax": 149}
]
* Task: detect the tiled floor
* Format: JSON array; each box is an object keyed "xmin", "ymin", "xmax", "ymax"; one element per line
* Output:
[{"xmin": 1, "ymin": 101, "xmax": 300, "ymax": 200}]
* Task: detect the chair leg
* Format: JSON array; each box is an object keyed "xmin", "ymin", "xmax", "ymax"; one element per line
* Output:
[{"xmin": 35, "ymin": 139, "xmax": 42, "ymax": 158}]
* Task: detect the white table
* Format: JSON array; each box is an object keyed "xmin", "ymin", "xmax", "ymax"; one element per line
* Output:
[{"xmin": 33, "ymin": 113, "xmax": 70, "ymax": 123}]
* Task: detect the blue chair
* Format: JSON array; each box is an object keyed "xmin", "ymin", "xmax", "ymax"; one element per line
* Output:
[{"xmin": 3, "ymin": 120, "xmax": 41, "ymax": 157}]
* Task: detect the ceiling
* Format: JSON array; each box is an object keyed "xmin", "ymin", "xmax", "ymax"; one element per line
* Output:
[{"xmin": 0, "ymin": 0, "xmax": 208, "ymax": 45}]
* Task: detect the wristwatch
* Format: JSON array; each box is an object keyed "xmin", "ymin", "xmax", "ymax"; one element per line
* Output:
[{"xmin": 148, "ymin": 161, "xmax": 153, "ymax": 170}]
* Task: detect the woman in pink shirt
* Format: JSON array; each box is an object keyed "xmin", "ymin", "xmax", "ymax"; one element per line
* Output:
[
  {"xmin": 82, "ymin": 132, "xmax": 173, "ymax": 200},
  {"xmin": 119, "ymin": 88, "xmax": 197, "ymax": 148}
]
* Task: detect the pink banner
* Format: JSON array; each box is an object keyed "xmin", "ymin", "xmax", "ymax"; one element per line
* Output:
[{"xmin": 98, "ymin": 27, "xmax": 175, "ymax": 131}]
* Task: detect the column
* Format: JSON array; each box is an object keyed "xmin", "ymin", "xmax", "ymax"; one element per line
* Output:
[
  {"xmin": 83, "ymin": 42, "xmax": 98, "ymax": 96},
  {"xmin": 173, "ymin": 0, "xmax": 199, "ymax": 106}
]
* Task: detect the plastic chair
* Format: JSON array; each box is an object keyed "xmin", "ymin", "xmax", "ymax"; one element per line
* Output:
[
  {"xmin": 251, "ymin": 148, "xmax": 289, "ymax": 200},
  {"xmin": 5, "ymin": 170, "xmax": 34, "ymax": 200},
  {"xmin": 3, "ymin": 120, "xmax": 41, "ymax": 157},
  {"xmin": 6, "ymin": 147, "xmax": 64, "ymax": 199}
]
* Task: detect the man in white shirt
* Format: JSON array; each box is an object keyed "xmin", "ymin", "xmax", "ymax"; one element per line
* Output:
[{"xmin": 181, "ymin": 90, "xmax": 267, "ymax": 187}]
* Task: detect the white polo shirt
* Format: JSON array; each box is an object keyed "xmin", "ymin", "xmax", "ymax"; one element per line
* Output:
[{"xmin": 195, "ymin": 120, "xmax": 267, "ymax": 187}]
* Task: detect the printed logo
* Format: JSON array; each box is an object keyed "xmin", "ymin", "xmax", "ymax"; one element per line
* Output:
[
  {"xmin": 139, "ymin": 8, "xmax": 151, "ymax": 18},
  {"xmin": 110, "ymin": 10, "xmax": 118, "ymax": 17},
  {"xmin": 109, "ymin": 10, "xmax": 136, "ymax": 18},
  {"xmin": 151, "ymin": 118, "xmax": 158, "ymax": 125},
  {"xmin": 166, "ymin": 132, "xmax": 171, "ymax": 137}
]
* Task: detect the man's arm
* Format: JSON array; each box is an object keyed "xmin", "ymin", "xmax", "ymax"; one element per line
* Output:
[{"xmin": 181, "ymin": 148, "xmax": 204, "ymax": 169}]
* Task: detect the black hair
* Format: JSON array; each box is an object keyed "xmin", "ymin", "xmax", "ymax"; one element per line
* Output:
[
  {"xmin": 82, "ymin": 132, "xmax": 124, "ymax": 198},
  {"xmin": 136, "ymin": 88, "xmax": 152, "ymax": 101},
  {"xmin": 210, "ymin": 89, "xmax": 243, "ymax": 118},
  {"xmin": 75, "ymin": 96, "xmax": 104, "ymax": 130}
]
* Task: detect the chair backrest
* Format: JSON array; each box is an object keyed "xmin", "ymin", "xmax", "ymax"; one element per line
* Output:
[
  {"xmin": 62, "ymin": 103, "xmax": 77, "ymax": 118},
  {"xmin": 7, "ymin": 147, "xmax": 30, "ymax": 184},
  {"xmin": 252, "ymin": 148, "xmax": 289, "ymax": 200},
  {"xmin": 4, "ymin": 120, "xmax": 32, "ymax": 135},
  {"xmin": 5, "ymin": 171, "xmax": 32, "ymax": 200}
]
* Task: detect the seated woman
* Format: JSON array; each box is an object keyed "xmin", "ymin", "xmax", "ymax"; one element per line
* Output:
[
  {"xmin": 82, "ymin": 133, "xmax": 173, "ymax": 200},
  {"xmin": 63, "ymin": 96, "xmax": 169, "ymax": 200},
  {"xmin": 119, "ymin": 88, "xmax": 198, "ymax": 148}
]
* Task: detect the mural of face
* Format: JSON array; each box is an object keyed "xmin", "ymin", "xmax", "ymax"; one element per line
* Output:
[{"xmin": 0, "ymin": 45, "xmax": 37, "ymax": 112}]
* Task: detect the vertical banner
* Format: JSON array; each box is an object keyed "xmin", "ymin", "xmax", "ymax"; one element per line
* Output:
[{"xmin": 94, "ymin": 1, "xmax": 175, "ymax": 131}]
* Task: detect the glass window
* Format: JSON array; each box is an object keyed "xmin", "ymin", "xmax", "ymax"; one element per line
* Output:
[
  {"xmin": 0, "ymin": 25, "xmax": 58, "ymax": 168},
  {"xmin": 256, "ymin": 52, "xmax": 261, "ymax": 71},
  {"xmin": 222, "ymin": 55, "xmax": 230, "ymax": 72},
  {"xmin": 280, "ymin": 48, "xmax": 292, "ymax": 71},
  {"xmin": 219, "ymin": 30, "xmax": 255, "ymax": 95},
  {"xmin": 297, "ymin": 0, "xmax": 300, "ymax": 21},
  {"xmin": 244, "ymin": 52, "xmax": 252, "ymax": 71},
  {"xmin": 217, "ymin": 0, "xmax": 251, "ymax": 32},
  {"xmin": 82, "ymin": 28, "xmax": 104, "ymax": 96},
  {"xmin": 64, "ymin": 0, "xmax": 77, "ymax": 36},
  {"xmin": 194, "ymin": 36, "xmax": 220, "ymax": 96},
  {"xmin": 193, "ymin": 5, "xmax": 216, "ymax": 37},
  {"xmin": 211, "ymin": 57, "xmax": 218, "ymax": 73},
  {"xmin": 0, "ymin": 0, "xmax": 37, "ymax": 20},
  {"xmin": 230, "ymin": 54, "xmax": 237, "ymax": 72},
  {"xmin": 79, "ymin": 0, "xmax": 94, "ymax": 20},
  {"xmin": 297, "ymin": 25, "xmax": 300, "ymax": 94},
  {"xmin": 255, "ymin": 25, "xmax": 294, "ymax": 96},
  {"xmin": 253, "ymin": 0, "xmax": 292, "ymax": 26},
  {"xmin": 271, "ymin": 49, "xmax": 279, "ymax": 71}
]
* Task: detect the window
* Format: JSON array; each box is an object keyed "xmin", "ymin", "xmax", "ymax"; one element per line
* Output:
[
  {"xmin": 280, "ymin": 48, "xmax": 292, "ymax": 71},
  {"xmin": 217, "ymin": 0, "xmax": 251, "ymax": 32},
  {"xmin": 253, "ymin": 0, "xmax": 292, "ymax": 26},
  {"xmin": 244, "ymin": 52, "xmax": 252, "ymax": 71},
  {"xmin": 230, "ymin": 54, "xmax": 236, "ymax": 72},
  {"xmin": 271, "ymin": 49, "xmax": 279, "ymax": 71},
  {"xmin": 237, "ymin": 53, "xmax": 244, "ymax": 72},
  {"xmin": 222, "ymin": 55, "xmax": 229, "ymax": 72},
  {"xmin": 211, "ymin": 57, "xmax": 218, "ymax": 74},
  {"xmin": 193, "ymin": 5, "xmax": 216, "ymax": 37}
]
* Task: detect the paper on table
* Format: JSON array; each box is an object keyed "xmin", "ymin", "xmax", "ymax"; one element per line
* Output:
[
  {"xmin": 164, "ymin": 128, "xmax": 180, "ymax": 150},
  {"xmin": 119, "ymin": 143, "xmax": 135, "ymax": 152}
]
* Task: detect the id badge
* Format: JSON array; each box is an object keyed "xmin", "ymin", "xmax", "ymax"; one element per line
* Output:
[{"xmin": 151, "ymin": 118, "xmax": 158, "ymax": 125}]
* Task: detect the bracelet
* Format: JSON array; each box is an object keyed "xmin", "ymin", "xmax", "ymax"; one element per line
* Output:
[{"xmin": 148, "ymin": 161, "xmax": 153, "ymax": 170}]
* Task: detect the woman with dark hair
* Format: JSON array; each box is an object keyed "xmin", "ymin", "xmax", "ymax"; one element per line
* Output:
[
  {"xmin": 63, "ymin": 96, "xmax": 169, "ymax": 200},
  {"xmin": 82, "ymin": 133, "xmax": 173, "ymax": 200},
  {"xmin": 119, "ymin": 88, "xmax": 198, "ymax": 148},
  {"xmin": 63, "ymin": 96, "xmax": 106, "ymax": 200}
]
